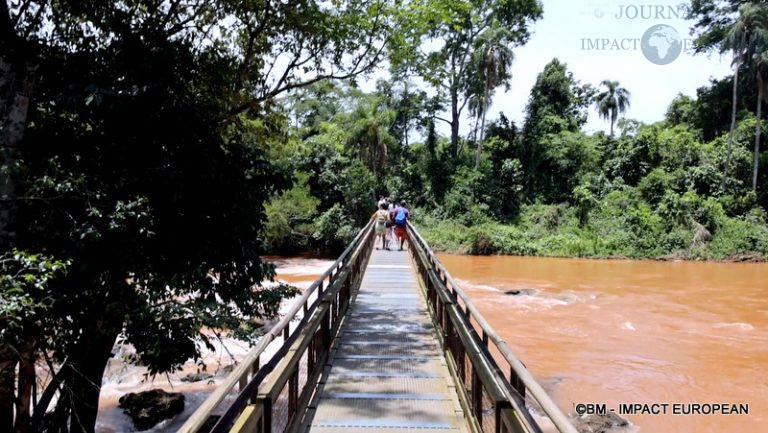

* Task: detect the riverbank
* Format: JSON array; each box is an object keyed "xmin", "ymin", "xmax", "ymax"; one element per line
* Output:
[{"xmin": 416, "ymin": 203, "xmax": 768, "ymax": 262}]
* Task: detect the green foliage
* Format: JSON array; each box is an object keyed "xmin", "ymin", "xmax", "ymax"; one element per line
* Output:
[
  {"xmin": 702, "ymin": 215, "xmax": 768, "ymax": 259},
  {"xmin": 0, "ymin": 250, "xmax": 69, "ymax": 347},
  {"xmin": 665, "ymin": 93, "xmax": 695, "ymax": 126},
  {"xmin": 442, "ymin": 167, "xmax": 488, "ymax": 224},
  {"xmin": 421, "ymin": 181, "xmax": 767, "ymax": 260},
  {"xmin": 391, "ymin": 57, "xmax": 767, "ymax": 261},
  {"xmin": 340, "ymin": 161, "xmax": 378, "ymax": 225},
  {"xmin": 638, "ymin": 168, "xmax": 673, "ymax": 204},
  {"xmin": 603, "ymin": 123, "xmax": 661, "ymax": 185},
  {"xmin": 313, "ymin": 204, "xmax": 358, "ymax": 252},
  {"xmin": 345, "ymin": 97, "xmax": 397, "ymax": 176},
  {"xmin": 521, "ymin": 59, "xmax": 596, "ymax": 199},
  {"xmin": 264, "ymin": 173, "xmax": 320, "ymax": 252}
]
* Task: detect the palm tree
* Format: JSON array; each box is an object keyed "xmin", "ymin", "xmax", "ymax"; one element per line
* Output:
[
  {"xmin": 720, "ymin": 3, "xmax": 768, "ymax": 192},
  {"xmin": 594, "ymin": 80, "xmax": 630, "ymax": 137},
  {"xmin": 469, "ymin": 25, "xmax": 514, "ymax": 169},
  {"xmin": 753, "ymin": 50, "xmax": 768, "ymax": 191},
  {"xmin": 346, "ymin": 98, "xmax": 396, "ymax": 176}
]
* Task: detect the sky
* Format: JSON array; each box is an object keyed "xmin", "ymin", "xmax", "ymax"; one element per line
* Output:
[{"xmin": 489, "ymin": 0, "xmax": 734, "ymax": 134}]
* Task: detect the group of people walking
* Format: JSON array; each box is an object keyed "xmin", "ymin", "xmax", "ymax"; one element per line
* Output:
[{"xmin": 371, "ymin": 196, "xmax": 410, "ymax": 251}]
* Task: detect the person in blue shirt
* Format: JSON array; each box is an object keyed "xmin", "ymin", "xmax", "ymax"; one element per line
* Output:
[{"xmin": 392, "ymin": 200, "xmax": 410, "ymax": 251}]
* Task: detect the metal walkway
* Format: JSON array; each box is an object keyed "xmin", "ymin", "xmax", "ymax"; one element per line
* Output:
[
  {"xmin": 179, "ymin": 222, "xmax": 578, "ymax": 433},
  {"xmin": 304, "ymin": 248, "xmax": 467, "ymax": 433}
]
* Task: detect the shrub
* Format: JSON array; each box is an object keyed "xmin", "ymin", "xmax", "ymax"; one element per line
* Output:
[
  {"xmin": 466, "ymin": 227, "xmax": 497, "ymax": 255},
  {"xmin": 313, "ymin": 204, "xmax": 357, "ymax": 252},
  {"xmin": 706, "ymin": 217, "xmax": 768, "ymax": 259},
  {"xmin": 637, "ymin": 168, "xmax": 672, "ymax": 204}
]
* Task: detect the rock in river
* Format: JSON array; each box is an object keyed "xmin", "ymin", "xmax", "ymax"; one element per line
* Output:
[
  {"xmin": 573, "ymin": 412, "xmax": 633, "ymax": 433},
  {"xmin": 181, "ymin": 372, "xmax": 214, "ymax": 383},
  {"xmin": 118, "ymin": 389, "xmax": 185, "ymax": 430}
]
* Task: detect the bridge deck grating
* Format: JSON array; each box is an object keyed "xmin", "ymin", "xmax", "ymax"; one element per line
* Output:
[{"xmin": 305, "ymin": 247, "xmax": 468, "ymax": 433}]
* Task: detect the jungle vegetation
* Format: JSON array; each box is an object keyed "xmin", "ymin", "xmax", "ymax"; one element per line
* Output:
[{"xmin": 1, "ymin": 1, "xmax": 766, "ymax": 432}]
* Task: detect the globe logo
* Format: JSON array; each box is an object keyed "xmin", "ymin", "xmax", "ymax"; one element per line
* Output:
[
  {"xmin": 641, "ymin": 24, "xmax": 682, "ymax": 65},
  {"xmin": 594, "ymin": 8, "xmax": 604, "ymax": 18}
]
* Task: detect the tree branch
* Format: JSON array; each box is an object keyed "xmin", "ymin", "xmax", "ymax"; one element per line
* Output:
[
  {"xmin": 236, "ymin": 2, "xmax": 271, "ymax": 88},
  {"xmin": 268, "ymin": 34, "xmax": 309, "ymax": 98},
  {"xmin": 458, "ymin": 92, "xmax": 469, "ymax": 114},
  {"xmin": 20, "ymin": 1, "xmax": 43, "ymax": 40},
  {"xmin": 267, "ymin": 39, "xmax": 386, "ymax": 99},
  {"xmin": 10, "ymin": 0, "xmax": 32, "ymax": 28},
  {"xmin": 222, "ymin": 0, "xmax": 389, "ymax": 123},
  {"xmin": 31, "ymin": 357, "xmax": 68, "ymax": 429},
  {"xmin": 160, "ymin": 0, "xmax": 183, "ymax": 30}
]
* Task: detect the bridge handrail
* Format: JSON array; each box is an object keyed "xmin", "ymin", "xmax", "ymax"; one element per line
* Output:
[
  {"xmin": 408, "ymin": 224, "xmax": 579, "ymax": 433},
  {"xmin": 178, "ymin": 220, "xmax": 375, "ymax": 433}
]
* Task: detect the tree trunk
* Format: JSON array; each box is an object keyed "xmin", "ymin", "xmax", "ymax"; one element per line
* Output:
[
  {"xmin": 0, "ymin": 57, "xmax": 34, "ymax": 243},
  {"xmin": 31, "ymin": 361, "xmax": 69, "ymax": 430},
  {"xmin": 479, "ymin": 99, "xmax": 488, "ymax": 145},
  {"xmin": 403, "ymin": 82, "xmax": 410, "ymax": 148},
  {"xmin": 754, "ymin": 83, "xmax": 763, "ymax": 191},
  {"xmin": 14, "ymin": 346, "xmax": 36, "ymax": 433},
  {"xmin": 56, "ymin": 326, "xmax": 118, "ymax": 433},
  {"xmin": 0, "ymin": 346, "xmax": 17, "ymax": 432},
  {"xmin": 475, "ymin": 86, "xmax": 489, "ymax": 170},
  {"xmin": 450, "ymin": 87, "xmax": 460, "ymax": 159},
  {"xmin": 404, "ymin": 111, "xmax": 409, "ymax": 148},
  {"xmin": 724, "ymin": 53, "xmax": 742, "ymax": 193}
]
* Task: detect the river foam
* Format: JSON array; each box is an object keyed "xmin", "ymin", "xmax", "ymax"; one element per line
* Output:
[
  {"xmin": 712, "ymin": 322, "xmax": 755, "ymax": 331},
  {"xmin": 458, "ymin": 279, "xmax": 597, "ymax": 311}
]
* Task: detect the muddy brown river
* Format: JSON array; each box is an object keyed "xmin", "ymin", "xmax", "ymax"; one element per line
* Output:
[{"xmin": 438, "ymin": 254, "xmax": 768, "ymax": 433}]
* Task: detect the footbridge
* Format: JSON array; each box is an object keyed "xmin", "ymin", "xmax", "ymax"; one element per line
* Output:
[{"xmin": 179, "ymin": 222, "xmax": 578, "ymax": 433}]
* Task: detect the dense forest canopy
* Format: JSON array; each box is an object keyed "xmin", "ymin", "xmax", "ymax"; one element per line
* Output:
[{"xmin": 1, "ymin": 0, "xmax": 767, "ymax": 432}]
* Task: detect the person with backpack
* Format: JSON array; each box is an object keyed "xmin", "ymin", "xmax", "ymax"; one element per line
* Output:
[
  {"xmin": 371, "ymin": 202, "xmax": 390, "ymax": 250},
  {"xmin": 393, "ymin": 200, "xmax": 410, "ymax": 251}
]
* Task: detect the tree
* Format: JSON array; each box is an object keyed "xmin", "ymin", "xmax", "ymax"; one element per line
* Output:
[
  {"xmin": 521, "ymin": 59, "xmax": 594, "ymax": 199},
  {"xmin": 346, "ymin": 96, "xmax": 397, "ymax": 176},
  {"xmin": 690, "ymin": 1, "xmax": 768, "ymax": 192},
  {"xmin": 376, "ymin": 79, "xmax": 427, "ymax": 149},
  {"xmin": 1, "ymin": 1, "xmax": 396, "ymax": 432},
  {"xmin": 595, "ymin": 80, "xmax": 631, "ymax": 137},
  {"xmin": 467, "ymin": 24, "xmax": 515, "ymax": 169},
  {"xmin": 754, "ymin": 49, "xmax": 768, "ymax": 191},
  {"xmin": 665, "ymin": 93, "xmax": 695, "ymax": 126},
  {"xmin": 288, "ymin": 82, "xmax": 347, "ymax": 138},
  {"xmin": 1, "ymin": 250, "xmax": 69, "ymax": 433},
  {"xmin": 723, "ymin": 3, "xmax": 768, "ymax": 192},
  {"xmin": 391, "ymin": 0, "xmax": 542, "ymax": 158},
  {"xmin": 677, "ymin": 75, "xmax": 756, "ymax": 142}
]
